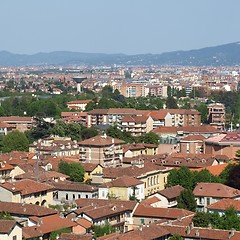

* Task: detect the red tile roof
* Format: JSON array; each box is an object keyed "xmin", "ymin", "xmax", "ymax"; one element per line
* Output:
[
  {"xmin": 0, "ymin": 220, "xmax": 20, "ymax": 234},
  {"xmin": 207, "ymin": 198, "xmax": 240, "ymax": 211},
  {"xmin": 78, "ymin": 135, "xmax": 124, "ymax": 146}
]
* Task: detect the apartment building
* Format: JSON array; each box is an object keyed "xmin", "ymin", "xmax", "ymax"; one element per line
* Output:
[
  {"xmin": 78, "ymin": 135, "xmax": 124, "ymax": 168},
  {"xmin": 113, "ymin": 82, "xmax": 145, "ymax": 97},
  {"xmin": 67, "ymin": 99, "xmax": 93, "ymax": 111},
  {"xmin": 121, "ymin": 115, "xmax": 154, "ymax": 136},
  {"xmin": 207, "ymin": 103, "xmax": 225, "ymax": 131}
]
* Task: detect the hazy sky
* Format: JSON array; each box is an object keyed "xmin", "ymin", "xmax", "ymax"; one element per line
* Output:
[{"xmin": 1, "ymin": 0, "xmax": 239, "ymax": 55}]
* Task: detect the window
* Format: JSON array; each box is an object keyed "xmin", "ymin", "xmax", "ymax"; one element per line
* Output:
[
  {"xmin": 73, "ymin": 194, "xmax": 75, "ymax": 200},
  {"xmin": 78, "ymin": 194, "xmax": 81, "ymax": 199},
  {"xmin": 207, "ymin": 197, "xmax": 211, "ymax": 205},
  {"xmin": 66, "ymin": 193, "xmax": 68, "ymax": 200},
  {"xmin": 141, "ymin": 219, "xmax": 145, "ymax": 224},
  {"xmin": 86, "ymin": 195, "xmax": 88, "ymax": 199},
  {"xmin": 13, "ymin": 236, "xmax": 17, "ymax": 240}
]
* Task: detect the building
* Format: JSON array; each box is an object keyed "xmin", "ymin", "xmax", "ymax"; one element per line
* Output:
[
  {"xmin": 0, "ymin": 116, "xmax": 33, "ymax": 132},
  {"xmin": 99, "ymin": 175, "xmax": 145, "ymax": 201},
  {"xmin": 207, "ymin": 103, "xmax": 225, "ymax": 131},
  {"xmin": 0, "ymin": 220, "xmax": 22, "ymax": 240},
  {"xmin": 180, "ymin": 134, "xmax": 206, "ymax": 154},
  {"xmin": 78, "ymin": 135, "xmax": 124, "ymax": 168},
  {"xmin": 61, "ymin": 112, "xmax": 87, "ymax": 126},
  {"xmin": 67, "ymin": 100, "xmax": 93, "ymax": 111},
  {"xmin": 123, "ymin": 143, "xmax": 158, "ymax": 158},
  {"xmin": 204, "ymin": 132, "xmax": 240, "ymax": 159},
  {"xmin": 121, "ymin": 115, "xmax": 154, "ymax": 136},
  {"xmin": 193, "ymin": 182, "xmax": 240, "ymax": 212},
  {"xmin": 29, "ymin": 136, "xmax": 79, "ymax": 157},
  {"xmin": 0, "ymin": 179, "xmax": 54, "ymax": 206}
]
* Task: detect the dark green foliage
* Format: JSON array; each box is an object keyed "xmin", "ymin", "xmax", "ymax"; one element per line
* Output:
[
  {"xmin": 139, "ymin": 132, "xmax": 159, "ymax": 145},
  {"xmin": 166, "ymin": 96, "xmax": 178, "ymax": 109},
  {"xmin": 2, "ymin": 131, "xmax": 29, "ymax": 153},
  {"xmin": 169, "ymin": 235, "xmax": 183, "ymax": 240},
  {"xmin": 196, "ymin": 103, "xmax": 208, "ymax": 123},
  {"xmin": 58, "ymin": 161, "xmax": 85, "ymax": 182},
  {"xmin": 225, "ymin": 164, "xmax": 240, "ymax": 190},
  {"xmin": 93, "ymin": 222, "xmax": 115, "ymax": 237},
  {"xmin": 218, "ymin": 163, "xmax": 236, "ymax": 184},
  {"xmin": 106, "ymin": 125, "xmax": 134, "ymax": 143},
  {"xmin": 166, "ymin": 167, "xmax": 195, "ymax": 190},
  {"xmin": 49, "ymin": 228, "xmax": 71, "ymax": 240},
  {"xmin": 81, "ymin": 127, "xmax": 98, "ymax": 140},
  {"xmin": 0, "ymin": 211, "xmax": 14, "ymax": 220},
  {"xmin": 193, "ymin": 207, "xmax": 240, "ymax": 231},
  {"xmin": 177, "ymin": 189, "xmax": 197, "ymax": 212},
  {"xmin": 193, "ymin": 169, "xmax": 220, "ymax": 184}
]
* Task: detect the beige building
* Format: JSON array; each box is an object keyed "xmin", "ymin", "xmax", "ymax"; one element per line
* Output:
[
  {"xmin": 0, "ymin": 116, "xmax": 33, "ymax": 132},
  {"xmin": 121, "ymin": 115, "xmax": 154, "ymax": 136},
  {"xmin": 29, "ymin": 136, "xmax": 79, "ymax": 157},
  {"xmin": 0, "ymin": 220, "xmax": 22, "ymax": 240},
  {"xmin": 67, "ymin": 99, "xmax": 93, "ymax": 111},
  {"xmin": 78, "ymin": 135, "xmax": 124, "ymax": 168},
  {"xmin": 113, "ymin": 82, "xmax": 145, "ymax": 97},
  {"xmin": 123, "ymin": 143, "xmax": 158, "ymax": 158},
  {"xmin": 0, "ymin": 179, "xmax": 54, "ymax": 206},
  {"xmin": 180, "ymin": 134, "xmax": 206, "ymax": 154}
]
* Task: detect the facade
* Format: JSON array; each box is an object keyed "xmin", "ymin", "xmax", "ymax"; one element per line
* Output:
[
  {"xmin": 67, "ymin": 100, "xmax": 93, "ymax": 111},
  {"xmin": 80, "ymin": 163, "xmax": 103, "ymax": 182},
  {"xmin": 123, "ymin": 143, "xmax": 158, "ymax": 158},
  {"xmin": 193, "ymin": 182, "xmax": 240, "ymax": 212},
  {"xmin": 0, "ymin": 116, "xmax": 33, "ymax": 132},
  {"xmin": 0, "ymin": 220, "xmax": 22, "ymax": 240},
  {"xmin": 61, "ymin": 112, "xmax": 87, "ymax": 126},
  {"xmin": 121, "ymin": 115, "xmax": 154, "ymax": 136},
  {"xmin": 29, "ymin": 136, "xmax": 79, "ymax": 157},
  {"xmin": 204, "ymin": 132, "xmax": 240, "ymax": 159},
  {"xmin": 99, "ymin": 175, "xmax": 145, "ymax": 201},
  {"xmin": 0, "ymin": 179, "xmax": 54, "ymax": 206},
  {"xmin": 207, "ymin": 103, "xmax": 225, "ymax": 131},
  {"xmin": 78, "ymin": 135, "xmax": 124, "ymax": 168},
  {"xmin": 180, "ymin": 134, "xmax": 206, "ymax": 154}
]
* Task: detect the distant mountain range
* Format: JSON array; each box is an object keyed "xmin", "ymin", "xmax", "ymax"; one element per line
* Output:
[{"xmin": 0, "ymin": 42, "xmax": 240, "ymax": 66}]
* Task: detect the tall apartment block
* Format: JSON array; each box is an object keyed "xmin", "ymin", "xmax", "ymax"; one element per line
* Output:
[{"xmin": 207, "ymin": 103, "xmax": 225, "ymax": 131}]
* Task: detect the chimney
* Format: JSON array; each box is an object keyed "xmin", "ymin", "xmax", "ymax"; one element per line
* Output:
[{"xmin": 229, "ymin": 229, "xmax": 235, "ymax": 239}]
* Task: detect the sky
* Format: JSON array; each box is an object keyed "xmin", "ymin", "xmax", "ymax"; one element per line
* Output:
[{"xmin": 0, "ymin": 0, "xmax": 240, "ymax": 55}]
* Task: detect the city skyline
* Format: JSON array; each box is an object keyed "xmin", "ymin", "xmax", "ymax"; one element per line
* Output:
[{"xmin": 1, "ymin": 0, "xmax": 240, "ymax": 55}]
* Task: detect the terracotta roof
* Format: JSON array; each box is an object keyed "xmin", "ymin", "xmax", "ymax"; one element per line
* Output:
[
  {"xmin": 75, "ymin": 218, "xmax": 92, "ymax": 229},
  {"xmin": 181, "ymin": 134, "xmax": 206, "ymax": 141},
  {"xmin": 23, "ymin": 214, "xmax": 76, "ymax": 237},
  {"xmin": 193, "ymin": 182, "xmax": 240, "ymax": 198},
  {"xmin": 207, "ymin": 198, "xmax": 240, "ymax": 211},
  {"xmin": 133, "ymin": 204, "xmax": 194, "ymax": 219},
  {"xmin": 80, "ymin": 162, "xmax": 102, "ymax": 172},
  {"xmin": 49, "ymin": 181, "xmax": 97, "ymax": 192},
  {"xmin": 59, "ymin": 233, "xmax": 94, "ymax": 240},
  {"xmin": 78, "ymin": 135, "xmax": 124, "ymax": 146},
  {"xmin": 75, "ymin": 198, "xmax": 137, "ymax": 211},
  {"xmin": 141, "ymin": 196, "xmax": 161, "ymax": 205},
  {"xmin": 67, "ymin": 100, "xmax": 92, "ymax": 104},
  {"xmin": 0, "ymin": 179, "xmax": 54, "ymax": 195},
  {"xmin": 122, "ymin": 115, "xmax": 150, "ymax": 123},
  {"xmin": 193, "ymin": 163, "xmax": 231, "ymax": 176},
  {"xmin": 158, "ymin": 185, "xmax": 185, "ymax": 199},
  {"xmin": 100, "ymin": 175, "xmax": 143, "ymax": 188},
  {"xmin": 0, "ymin": 201, "xmax": 56, "ymax": 217},
  {"xmin": 0, "ymin": 116, "xmax": 33, "ymax": 122},
  {"xmin": 0, "ymin": 220, "xmax": 19, "ymax": 234}
]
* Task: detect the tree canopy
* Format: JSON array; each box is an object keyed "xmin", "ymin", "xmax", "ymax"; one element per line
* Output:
[
  {"xmin": 177, "ymin": 189, "xmax": 197, "ymax": 212},
  {"xmin": 2, "ymin": 130, "xmax": 29, "ymax": 153}
]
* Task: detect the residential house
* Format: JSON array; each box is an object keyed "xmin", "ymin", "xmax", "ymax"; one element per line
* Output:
[
  {"xmin": 69, "ymin": 198, "xmax": 138, "ymax": 233},
  {"xmin": 204, "ymin": 132, "xmax": 240, "ymax": 159},
  {"xmin": 80, "ymin": 163, "xmax": 103, "ymax": 182},
  {"xmin": 193, "ymin": 182, "xmax": 240, "ymax": 212},
  {"xmin": 148, "ymin": 185, "xmax": 185, "ymax": 208},
  {"xmin": 0, "ymin": 116, "xmax": 33, "ymax": 132},
  {"xmin": 49, "ymin": 180, "xmax": 98, "ymax": 204},
  {"xmin": 132, "ymin": 204, "xmax": 194, "ymax": 226},
  {"xmin": 61, "ymin": 111, "xmax": 87, "ymax": 126},
  {"xmin": 98, "ymin": 175, "xmax": 144, "ymax": 201},
  {"xmin": 102, "ymin": 162, "xmax": 171, "ymax": 197},
  {"xmin": 0, "ymin": 122, "xmax": 12, "ymax": 135},
  {"xmin": 0, "ymin": 179, "xmax": 54, "ymax": 206},
  {"xmin": 123, "ymin": 143, "xmax": 158, "ymax": 158},
  {"xmin": 67, "ymin": 100, "xmax": 93, "ymax": 111},
  {"xmin": 78, "ymin": 135, "xmax": 124, "ymax": 168},
  {"xmin": 206, "ymin": 198, "xmax": 240, "ymax": 216},
  {"xmin": 0, "ymin": 220, "xmax": 22, "ymax": 240},
  {"xmin": 29, "ymin": 136, "xmax": 79, "ymax": 157},
  {"xmin": 0, "ymin": 161, "xmax": 14, "ymax": 182}
]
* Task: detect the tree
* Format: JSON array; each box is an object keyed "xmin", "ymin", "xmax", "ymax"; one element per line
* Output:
[
  {"xmin": 219, "ymin": 206, "xmax": 240, "ymax": 231},
  {"xmin": 177, "ymin": 189, "xmax": 197, "ymax": 212},
  {"xmin": 81, "ymin": 127, "xmax": 98, "ymax": 140},
  {"xmin": 225, "ymin": 164, "xmax": 240, "ymax": 189},
  {"xmin": 193, "ymin": 212, "xmax": 211, "ymax": 228},
  {"xmin": 58, "ymin": 161, "xmax": 85, "ymax": 182},
  {"xmin": 194, "ymin": 169, "xmax": 220, "ymax": 184},
  {"xmin": 93, "ymin": 222, "xmax": 115, "ymax": 237},
  {"xmin": 2, "ymin": 131, "xmax": 29, "ymax": 153},
  {"xmin": 218, "ymin": 163, "xmax": 236, "ymax": 184},
  {"xmin": 166, "ymin": 167, "xmax": 195, "ymax": 190},
  {"xmin": 196, "ymin": 103, "xmax": 208, "ymax": 123},
  {"xmin": 139, "ymin": 132, "xmax": 159, "ymax": 145},
  {"xmin": 169, "ymin": 235, "xmax": 183, "ymax": 240},
  {"xmin": 166, "ymin": 96, "xmax": 178, "ymax": 109}
]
